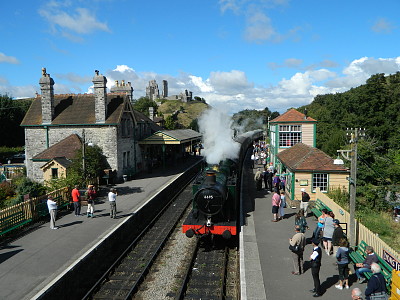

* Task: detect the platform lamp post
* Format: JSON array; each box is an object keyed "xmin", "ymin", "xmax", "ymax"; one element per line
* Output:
[{"xmin": 336, "ymin": 128, "xmax": 365, "ymax": 248}]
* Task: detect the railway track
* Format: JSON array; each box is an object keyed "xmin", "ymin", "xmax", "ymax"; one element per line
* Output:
[
  {"xmin": 176, "ymin": 237, "xmax": 239, "ymax": 300},
  {"xmin": 84, "ymin": 177, "xmax": 195, "ymax": 300}
]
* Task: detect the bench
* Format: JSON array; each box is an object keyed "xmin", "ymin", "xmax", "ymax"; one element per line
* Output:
[
  {"xmin": 311, "ymin": 198, "xmax": 332, "ymax": 218},
  {"xmin": 349, "ymin": 240, "xmax": 368, "ymax": 265},
  {"xmin": 350, "ymin": 240, "xmax": 393, "ymax": 293},
  {"xmin": 0, "ymin": 210, "xmax": 32, "ymax": 236}
]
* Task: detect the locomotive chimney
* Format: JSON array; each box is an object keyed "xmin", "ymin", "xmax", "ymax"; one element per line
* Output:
[{"xmin": 205, "ymin": 171, "xmax": 217, "ymax": 185}]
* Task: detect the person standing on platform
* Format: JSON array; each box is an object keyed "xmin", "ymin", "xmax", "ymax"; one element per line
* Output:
[
  {"xmin": 254, "ymin": 168, "xmax": 263, "ymax": 191},
  {"xmin": 332, "ymin": 219, "xmax": 345, "ymax": 256},
  {"xmin": 300, "ymin": 188, "xmax": 310, "ymax": 217},
  {"xmin": 108, "ymin": 188, "xmax": 118, "ymax": 218},
  {"xmin": 263, "ymin": 168, "xmax": 269, "ymax": 191},
  {"xmin": 279, "ymin": 191, "xmax": 286, "ymax": 220},
  {"xmin": 86, "ymin": 185, "xmax": 97, "ymax": 218},
  {"xmin": 250, "ymin": 153, "xmax": 255, "ymax": 168},
  {"xmin": 289, "ymin": 225, "xmax": 306, "ymax": 275},
  {"xmin": 322, "ymin": 212, "xmax": 335, "ymax": 255},
  {"xmin": 273, "ymin": 174, "xmax": 281, "ymax": 193},
  {"xmin": 264, "ymin": 169, "xmax": 273, "ymax": 192},
  {"xmin": 271, "ymin": 191, "xmax": 281, "ymax": 222},
  {"xmin": 47, "ymin": 195, "xmax": 58, "ymax": 230},
  {"xmin": 295, "ymin": 209, "xmax": 308, "ymax": 233},
  {"xmin": 310, "ymin": 238, "xmax": 322, "ymax": 297},
  {"xmin": 71, "ymin": 185, "xmax": 81, "ymax": 216},
  {"xmin": 335, "ymin": 238, "xmax": 350, "ymax": 290},
  {"xmin": 313, "ymin": 209, "xmax": 328, "ymax": 239}
]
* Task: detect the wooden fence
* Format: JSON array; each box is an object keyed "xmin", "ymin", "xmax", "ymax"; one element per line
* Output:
[
  {"xmin": 0, "ymin": 187, "xmax": 70, "ymax": 236},
  {"xmin": 316, "ymin": 189, "xmax": 400, "ymax": 270}
]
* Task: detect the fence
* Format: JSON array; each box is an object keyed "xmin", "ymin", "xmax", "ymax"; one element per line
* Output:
[
  {"xmin": 0, "ymin": 187, "xmax": 70, "ymax": 236},
  {"xmin": 316, "ymin": 189, "xmax": 400, "ymax": 271}
]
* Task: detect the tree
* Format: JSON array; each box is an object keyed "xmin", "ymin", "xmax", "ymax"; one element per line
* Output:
[
  {"xmin": 68, "ymin": 144, "xmax": 109, "ymax": 186},
  {"xmin": 133, "ymin": 97, "xmax": 158, "ymax": 116},
  {"xmin": 232, "ymin": 107, "xmax": 280, "ymax": 133},
  {"xmin": 0, "ymin": 95, "xmax": 32, "ymax": 147},
  {"xmin": 164, "ymin": 115, "xmax": 176, "ymax": 130},
  {"xmin": 189, "ymin": 119, "xmax": 199, "ymax": 131}
]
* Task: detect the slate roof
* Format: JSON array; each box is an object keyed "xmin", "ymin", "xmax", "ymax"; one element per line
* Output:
[
  {"xmin": 21, "ymin": 94, "xmax": 129, "ymax": 126},
  {"xmin": 33, "ymin": 134, "xmax": 82, "ymax": 160},
  {"xmin": 277, "ymin": 143, "xmax": 348, "ymax": 173},
  {"xmin": 270, "ymin": 108, "xmax": 317, "ymax": 123},
  {"xmin": 132, "ymin": 110, "xmax": 163, "ymax": 131},
  {"xmin": 139, "ymin": 129, "xmax": 202, "ymax": 145},
  {"xmin": 40, "ymin": 157, "xmax": 73, "ymax": 169}
]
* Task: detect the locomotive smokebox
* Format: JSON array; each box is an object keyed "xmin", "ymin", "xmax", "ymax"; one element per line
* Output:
[{"xmin": 205, "ymin": 171, "xmax": 217, "ymax": 185}]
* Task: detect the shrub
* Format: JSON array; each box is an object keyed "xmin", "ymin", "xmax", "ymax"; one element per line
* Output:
[
  {"xmin": 15, "ymin": 177, "xmax": 47, "ymax": 204},
  {"xmin": 0, "ymin": 181, "xmax": 16, "ymax": 208}
]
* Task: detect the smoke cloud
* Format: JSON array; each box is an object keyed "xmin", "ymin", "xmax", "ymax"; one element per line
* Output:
[{"xmin": 198, "ymin": 108, "xmax": 241, "ymax": 164}]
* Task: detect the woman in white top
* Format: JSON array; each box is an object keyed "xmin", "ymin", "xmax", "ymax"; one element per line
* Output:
[{"xmin": 47, "ymin": 195, "xmax": 58, "ymax": 229}]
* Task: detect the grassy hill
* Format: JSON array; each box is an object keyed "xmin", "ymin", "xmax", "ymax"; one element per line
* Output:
[{"xmin": 157, "ymin": 100, "xmax": 209, "ymax": 128}]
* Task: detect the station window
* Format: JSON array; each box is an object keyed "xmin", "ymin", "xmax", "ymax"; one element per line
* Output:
[
  {"xmin": 312, "ymin": 173, "xmax": 328, "ymax": 192},
  {"xmin": 51, "ymin": 168, "xmax": 58, "ymax": 179},
  {"xmin": 279, "ymin": 125, "xmax": 301, "ymax": 147}
]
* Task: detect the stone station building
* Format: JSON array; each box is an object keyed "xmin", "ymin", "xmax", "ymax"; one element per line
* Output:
[{"xmin": 21, "ymin": 68, "xmax": 161, "ymax": 183}]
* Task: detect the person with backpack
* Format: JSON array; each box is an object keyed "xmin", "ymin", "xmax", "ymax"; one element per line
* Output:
[{"xmin": 289, "ymin": 225, "xmax": 306, "ymax": 275}]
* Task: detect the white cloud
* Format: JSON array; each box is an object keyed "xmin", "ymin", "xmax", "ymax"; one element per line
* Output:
[
  {"xmin": 39, "ymin": 3, "xmax": 111, "ymax": 41},
  {"xmin": 7, "ymin": 56, "xmax": 400, "ymax": 115},
  {"xmin": 0, "ymin": 53, "xmax": 19, "ymax": 64},
  {"xmin": 244, "ymin": 12, "xmax": 276, "ymax": 43},
  {"xmin": 371, "ymin": 18, "xmax": 395, "ymax": 34},
  {"xmin": 209, "ymin": 70, "xmax": 253, "ymax": 94},
  {"xmin": 189, "ymin": 75, "xmax": 214, "ymax": 93}
]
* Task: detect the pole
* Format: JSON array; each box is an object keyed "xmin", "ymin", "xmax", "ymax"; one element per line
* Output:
[
  {"xmin": 82, "ymin": 129, "xmax": 86, "ymax": 186},
  {"xmin": 349, "ymin": 129, "xmax": 358, "ymax": 247}
]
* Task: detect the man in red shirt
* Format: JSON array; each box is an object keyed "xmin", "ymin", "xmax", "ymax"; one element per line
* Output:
[{"xmin": 71, "ymin": 185, "xmax": 81, "ymax": 216}]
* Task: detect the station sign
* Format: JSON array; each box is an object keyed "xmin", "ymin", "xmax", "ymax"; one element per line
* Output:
[{"xmin": 383, "ymin": 249, "xmax": 400, "ymax": 271}]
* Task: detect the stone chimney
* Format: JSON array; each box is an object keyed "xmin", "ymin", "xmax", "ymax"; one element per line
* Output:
[
  {"xmin": 92, "ymin": 70, "xmax": 108, "ymax": 123},
  {"xmin": 110, "ymin": 79, "xmax": 134, "ymax": 102},
  {"xmin": 39, "ymin": 67, "xmax": 54, "ymax": 124},
  {"xmin": 149, "ymin": 107, "xmax": 154, "ymax": 121}
]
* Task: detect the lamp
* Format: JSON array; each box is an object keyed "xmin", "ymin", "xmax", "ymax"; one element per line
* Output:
[{"xmin": 333, "ymin": 155, "xmax": 344, "ymax": 165}]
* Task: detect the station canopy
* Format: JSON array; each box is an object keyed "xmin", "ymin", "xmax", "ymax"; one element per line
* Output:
[{"xmin": 138, "ymin": 129, "xmax": 202, "ymax": 145}]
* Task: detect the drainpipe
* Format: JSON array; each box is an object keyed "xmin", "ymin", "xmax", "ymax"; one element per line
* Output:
[{"xmin": 44, "ymin": 126, "xmax": 49, "ymax": 148}]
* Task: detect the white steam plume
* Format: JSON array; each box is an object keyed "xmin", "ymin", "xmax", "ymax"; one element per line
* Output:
[{"xmin": 198, "ymin": 108, "xmax": 241, "ymax": 164}]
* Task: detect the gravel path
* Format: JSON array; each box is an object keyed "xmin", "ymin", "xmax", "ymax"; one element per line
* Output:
[{"xmin": 134, "ymin": 215, "xmax": 197, "ymax": 300}]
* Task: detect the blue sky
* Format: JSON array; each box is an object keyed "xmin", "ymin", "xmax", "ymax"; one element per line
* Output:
[{"xmin": 1, "ymin": 0, "xmax": 400, "ymax": 114}]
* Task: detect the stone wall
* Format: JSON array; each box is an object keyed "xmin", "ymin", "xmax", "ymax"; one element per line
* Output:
[{"xmin": 25, "ymin": 125, "xmax": 139, "ymax": 183}]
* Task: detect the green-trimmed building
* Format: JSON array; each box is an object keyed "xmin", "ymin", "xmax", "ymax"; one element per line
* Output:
[
  {"xmin": 268, "ymin": 108, "xmax": 317, "ymax": 167},
  {"xmin": 276, "ymin": 143, "xmax": 349, "ymax": 202},
  {"xmin": 268, "ymin": 108, "xmax": 349, "ymax": 201}
]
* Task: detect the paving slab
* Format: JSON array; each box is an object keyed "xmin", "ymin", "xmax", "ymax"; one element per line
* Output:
[
  {"xmin": 0, "ymin": 157, "xmax": 201, "ymax": 300},
  {"xmin": 241, "ymin": 160, "xmax": 367, "ymax": 300}
]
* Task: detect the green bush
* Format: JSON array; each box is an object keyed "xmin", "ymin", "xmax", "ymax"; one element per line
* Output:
[
  {"xmin": 14, "ymin": 177, "xmax": 47, "ymax": 204},
  {"xmin": 0, "ymin": 181, "xmax": 16, "ymax": 208}
]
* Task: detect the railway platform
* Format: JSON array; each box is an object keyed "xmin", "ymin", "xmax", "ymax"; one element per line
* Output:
[
  {"xmin": 0, "ymin": 156, "xmax": 202, "ymax": 300},
  {"xmin": 241, "ymin": 159, "xmax": 367, "ymax": 300}
]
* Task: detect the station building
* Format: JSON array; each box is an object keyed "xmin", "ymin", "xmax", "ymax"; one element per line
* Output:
[{"xmin": 268, "ymin": 108, "xmax": 349, "ymax": 201}]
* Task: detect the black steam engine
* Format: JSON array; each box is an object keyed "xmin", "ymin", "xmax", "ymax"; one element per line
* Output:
[{"xmin": 182, "ymin": 130, "xmax": 262, "ymax": 239}]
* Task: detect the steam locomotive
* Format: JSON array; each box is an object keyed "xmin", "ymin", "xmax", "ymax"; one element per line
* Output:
[{"xmin": 182, "ymin": 130, "xmax": 263, "ymax": 239}]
